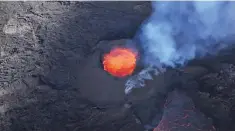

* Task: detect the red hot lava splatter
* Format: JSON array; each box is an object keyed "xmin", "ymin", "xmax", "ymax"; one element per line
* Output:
[{"xmin": 103, "ymin": 47, "xmax": 137, "ymax": 77}]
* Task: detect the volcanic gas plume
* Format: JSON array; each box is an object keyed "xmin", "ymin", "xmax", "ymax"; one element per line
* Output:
[
  {"xmin": 103, "ymin": 47, "xmax": 137, "ymax": 77},
  {"xmin": 138, "ymin": 1, "xmax": 235, "ymax": 68},
  {"xmin": 125, "ymin": 1, "xmax": 235, "ymax": 94}
]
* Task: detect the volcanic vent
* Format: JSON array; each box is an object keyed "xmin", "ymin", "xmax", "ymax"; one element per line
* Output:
[{"xmin": 76, "ymin": 39, "xmax": 166, "ymax": 106}]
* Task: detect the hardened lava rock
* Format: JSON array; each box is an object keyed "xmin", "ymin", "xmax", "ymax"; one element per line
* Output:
[
  {"xmin": 154, "ymin": 89, "xmax": 215, "ymax": 131},
  {"xmin": 200, "ymin": 63, "xmax": 235, "ymax": 92}
]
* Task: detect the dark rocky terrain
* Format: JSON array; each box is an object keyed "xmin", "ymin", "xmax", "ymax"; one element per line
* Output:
[{"xmin": 0, "ymin": 1, "xmax": 235, "ymax": 131}]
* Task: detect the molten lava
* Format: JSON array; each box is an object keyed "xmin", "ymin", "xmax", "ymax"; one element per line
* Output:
[{"xmin": 103, "ymin": 47, "xmax": 137, "ymax": 77}]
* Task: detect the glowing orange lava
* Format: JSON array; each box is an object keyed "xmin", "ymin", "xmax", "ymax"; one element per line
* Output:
[{"xmin": 103, "ymin": 47, "xmax": 137, "ymax": 77}]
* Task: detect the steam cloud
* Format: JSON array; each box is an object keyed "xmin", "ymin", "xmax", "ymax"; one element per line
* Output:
[
  {"xmin": 139, "ymin": 1, "xmax": 235, "ymax": 67},
  {"xmin": 125, "ymin": 2, "xmax": 235, "ymax": 94}
]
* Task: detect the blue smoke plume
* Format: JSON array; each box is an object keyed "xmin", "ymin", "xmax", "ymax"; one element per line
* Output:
[{"xmin": 138, "ymin": 1, "xmax": 235, "ymax": 67}]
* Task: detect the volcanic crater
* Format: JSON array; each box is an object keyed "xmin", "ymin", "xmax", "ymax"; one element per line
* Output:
[{"xmin": 0, "ymin": 1, "xmax": 235, "ymax": 131}]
